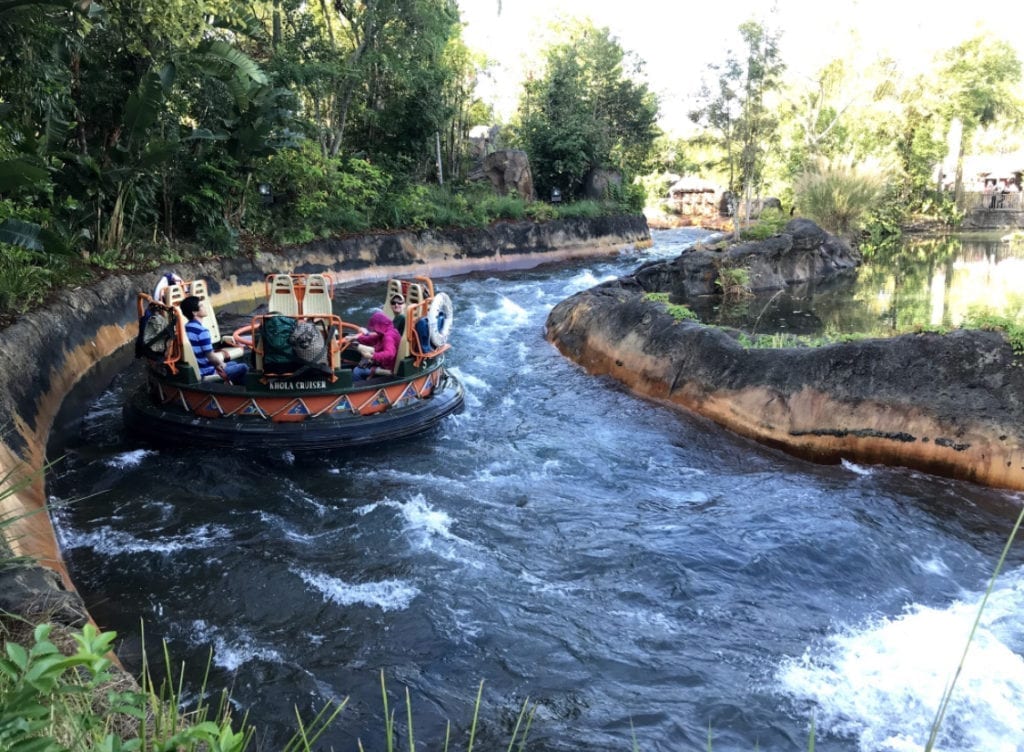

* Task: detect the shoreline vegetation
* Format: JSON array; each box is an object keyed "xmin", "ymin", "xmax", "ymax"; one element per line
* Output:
[
  {"xmin": 4, "ymin": 0, "xmax": 1024, "ymax": 745},
  {"xmin": 0, "ymin": 196, "xmax": 639, "ymax": 329}
]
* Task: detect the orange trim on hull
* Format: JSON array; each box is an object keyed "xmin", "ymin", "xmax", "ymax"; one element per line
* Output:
[{"xmin": 149, "ymin": 371, "xmax": 441, "ymax": 423}]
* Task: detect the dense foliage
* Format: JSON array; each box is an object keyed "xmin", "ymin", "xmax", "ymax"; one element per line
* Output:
[
  {"xmin": 2, "ymin": 2, "xmax": 1022, "ymax": 318},
  {"xmin": 509, "ymin": 20, "xmax": 658, "ymax": 205},
  {"xmin": 0, "ymin": 0, "xmax": 644, "ymax": 317}
]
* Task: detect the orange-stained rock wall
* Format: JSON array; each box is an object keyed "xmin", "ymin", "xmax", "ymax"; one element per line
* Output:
[{"xmin": 545, "ymin": 284, "xmax": 1024, "ymax": 493}]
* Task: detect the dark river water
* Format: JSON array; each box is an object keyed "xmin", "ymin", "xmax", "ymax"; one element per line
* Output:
[{"xmin": 48, "ymin": 229, "xmax": 1024, "ymax": 751}]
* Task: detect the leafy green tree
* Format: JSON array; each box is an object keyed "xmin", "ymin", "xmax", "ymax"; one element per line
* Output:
[
  {"xmin": 272, "ymin": 0, "xmax": 459, "ymax": 167},
  {"xmin": 690, "ymin": 20, "xmax": 784, "ymax": 226},
  {"xmin": 437, "ymin": 34, "xmax": 492, "ymax": 183},
  {"xmin": 781, "ymin": 57, "xmax": 903, "ymax": 184},
  {"xmin": 511, "ymin": 20, "xmax": 659, "ymax": 199},
  {"xmin": 936, "ymin": 36, "xmax": 1023, "ymax": 202}
]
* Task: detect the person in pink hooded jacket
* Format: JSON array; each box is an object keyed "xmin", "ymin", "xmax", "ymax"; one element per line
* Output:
[{"xmin": 353, "ymin": 310, "xmax": 401, "ymax": 380}]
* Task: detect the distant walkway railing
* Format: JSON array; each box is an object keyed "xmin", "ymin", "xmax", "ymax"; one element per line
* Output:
[{"xmin": 959, "ymin": 191, "xmax": 1024, "ymax": 211}]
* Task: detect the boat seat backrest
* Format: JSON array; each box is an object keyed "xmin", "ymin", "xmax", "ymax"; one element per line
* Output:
[
  {"xmin": 303, "ymin": 273, "xmax": 333, "ymax": 316},
  {"xmin": 403, "ymin": 300, "xmax": 432, "ymax": 361},
  {"xmin": 268, "ymin": 274, "xmax": 299, "ymax": 317},
  {"xmin": 163, "ymin": 283, "xmax": 186, "ymax": 307},
  {"xmin": 383, "ymin": 280, "xmax": 424, "ymax": 339},
  {"xmin": 188, "ymin": 279, "xmax": 224, "ymax": 343},
  {"xmin": 384, "ymin": 280, "xmax": 404, "ymax": 315},
  {"xmin": 380, "ymin": 280, "xmax": 404, "ymax": 340},
  {"xmin": 405, "ymin": 283, "xmax": 425, "ymax": 309},
  {"xmin": 173, "ymin": 307, "xmax": 208, "ymax": 382}
]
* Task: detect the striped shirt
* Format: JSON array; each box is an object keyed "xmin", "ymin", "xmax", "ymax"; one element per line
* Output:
[{"xmin": 185, "ymin": 319, "xmax": 215, "ymax": 375}]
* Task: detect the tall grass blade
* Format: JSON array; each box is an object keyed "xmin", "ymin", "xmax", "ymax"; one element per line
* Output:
[
  {"xmin": 505, "ymin": 696, "xmax": 534, "ymax": 752},
  {"xmin": 405, "ymin": 685, "xmax": 414, "ymax": 752},
  {"xmin": 466, "ymin": 679, "xmax": 484, "ymax": 752},
  {"xmin": 925, "ymin": 504, "xmax": 1024, "ymax": 750},
  {"xmin": 380, "ymin": 669, "xmax": 394, "ymax": 752},
  {"xmin": 282, "ymin": 697, "xmax": 347, "ymax": 751}
]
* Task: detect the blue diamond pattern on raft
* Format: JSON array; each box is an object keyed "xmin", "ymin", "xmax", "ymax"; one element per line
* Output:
[
  {"xmin": 200, "ymin": 396, "xmax": 224, "ymax": 415},
  {"xmin": 239, "ymin": 400, "xmax": 267, "ymax": 418}
]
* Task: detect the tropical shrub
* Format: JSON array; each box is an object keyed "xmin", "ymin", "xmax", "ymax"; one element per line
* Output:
[
  {"xmin": 794, "ymin": 163, "xmax": 884, "ymax": 236},
  {"xmin": 642, "ymin": 292, "xmax": 699, "ymax": 322},
  {"xmin": 740, "ymin": 207, "xmax": 787, "ymax": 240},
  {"xmin": 715, "ymin": 264, "xmax": 751, "ymax": 299}
]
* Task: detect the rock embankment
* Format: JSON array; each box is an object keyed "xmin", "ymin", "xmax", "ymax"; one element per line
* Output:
[{"xmin": 545, "ymin": 221, "xmax": 1024, "ymax": 491}]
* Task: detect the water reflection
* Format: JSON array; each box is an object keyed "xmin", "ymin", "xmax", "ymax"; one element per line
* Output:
[{"xmin": 690, "ymin": 233, "xmax": 1024, "ymax": 337}]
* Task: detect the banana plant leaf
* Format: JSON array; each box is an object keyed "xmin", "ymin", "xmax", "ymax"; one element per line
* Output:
[
  {"xmin": 0, "ymin": 219, "xmax": 69, "ymax": 255},
  {"xmin": 0, "ymin": 159, "xmax": 49, "ymax": 193}
]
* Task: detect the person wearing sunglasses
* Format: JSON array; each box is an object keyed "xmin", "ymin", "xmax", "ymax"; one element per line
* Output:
[{"xmin": 389, "ymin": 293, "xmax": 406, "ymax": 335}]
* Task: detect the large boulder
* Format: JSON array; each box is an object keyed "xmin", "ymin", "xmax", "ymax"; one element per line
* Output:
[
  {"xmin": 583, "ymin": 169, "xmax": 622, "ymax": 200},
  {"xmin": 481, "ymin": 149, "xmax": 535, "ymax": 201},
  {"xmin": 633, "ymin": 218, "xmax": 860, "ymax": 299}
]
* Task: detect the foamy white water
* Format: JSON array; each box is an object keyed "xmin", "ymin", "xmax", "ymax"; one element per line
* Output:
[
  {"xmin": 778, "ymin": 567, "xmax": 1024, "ymax": 751},
  {"xmin": 296, "ymin": 569, "xmax": 419, "ymax": 611}
]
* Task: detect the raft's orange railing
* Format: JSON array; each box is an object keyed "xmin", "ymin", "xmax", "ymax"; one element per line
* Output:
[{"xmin": 405, "ymin": 299, "xmax": 451, "ymax": 368}]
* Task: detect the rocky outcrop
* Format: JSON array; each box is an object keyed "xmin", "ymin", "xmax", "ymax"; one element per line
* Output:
[
  {"xmin": 479, "ymin": 150, "xmax": 535, "ymax": 201},
  {"xmin": 545, "ymin": 224, "xmax": 1024, "ymax": 491},
  {"xmin": 633, "ymin": 218, "xmax": 860, "ymax": 299},
  {"xmin": 583, "ymin": 169, "xmax": 622, "ymax": 200}
]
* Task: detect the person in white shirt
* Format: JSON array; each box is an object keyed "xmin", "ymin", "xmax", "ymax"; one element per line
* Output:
[{"xmin": 152, "ymin": 272, "xmax": 184, "ymax": 303}]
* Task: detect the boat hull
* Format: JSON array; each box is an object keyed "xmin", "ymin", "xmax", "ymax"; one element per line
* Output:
[{"xmin": 123, "ymin": 371, "xmax": 464, "ymax": 450}]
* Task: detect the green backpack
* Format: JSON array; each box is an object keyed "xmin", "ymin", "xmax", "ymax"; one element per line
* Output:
[{"xmin": 262, "ymin": 314, "xmax": 297, "ymax": 365}]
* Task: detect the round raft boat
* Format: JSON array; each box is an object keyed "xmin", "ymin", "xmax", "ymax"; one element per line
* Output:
[{"xmin": 124, "ymin": 273, "xmax": 464, "ymax": 450}]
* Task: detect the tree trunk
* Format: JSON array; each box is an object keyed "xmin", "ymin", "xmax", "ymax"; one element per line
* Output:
[
  {"xmin": 435, "ymin": 132, "xmax": 443, "ymax": 185},
  {"xmin": 954, "ymin": 129, "xmax": 967, "ymax": 207},
  {"xmin": 272, "ymin": 0, "xmax": 282, "ymax": 48}
]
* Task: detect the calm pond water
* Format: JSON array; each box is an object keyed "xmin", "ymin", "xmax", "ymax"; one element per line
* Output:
[
  {"xmin": 690, "ymin": 232, "xmax": 1024, "ymax": 338},
  {"xmin": 47, "ymin": 228, "xmax": 1024, "ymax": 751}
]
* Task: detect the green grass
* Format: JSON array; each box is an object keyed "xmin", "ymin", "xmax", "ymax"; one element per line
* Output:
[
  {"xmin": 370, "ymin": 672, "xmax": 534, "ymax": 752},
  {"xmin": 714, "ymin": 265, "xmax": 751, "ymax": 299},
  {"xmin": 736, "ymin": 330, "xmax": 876, "ymax": 349},
  {"xmin": 961, "ymin": 312, "xmax": 1024, "ymax": 354},
  {"xmin": 642, "ymin": 292, "xmax": 699, "ymax": 322}
]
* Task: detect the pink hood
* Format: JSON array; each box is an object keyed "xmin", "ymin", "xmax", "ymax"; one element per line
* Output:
[{"xmin": 367, "ymin": 311, "xmax": 394, "ymax": 334}]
